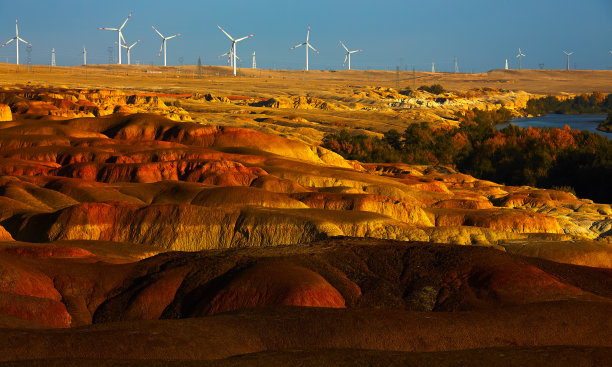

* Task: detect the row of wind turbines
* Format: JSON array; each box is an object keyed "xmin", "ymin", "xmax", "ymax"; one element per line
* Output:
[
  {"xmin": 3, "ymin": 16, "xmax": 612, "ymax": 74},
  {"xmin": 0, "ymin": 14, "xmax": 363, "ymax": 76},
  {"xmin": 100, "ymin": 13, "xmax": 362, "ymax": 76},
  {"xmin": 507, "ymin": 48, "xmax": 612, "ymax": 71}
]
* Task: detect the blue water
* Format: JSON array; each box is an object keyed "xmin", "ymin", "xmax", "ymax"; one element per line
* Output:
[{"xmin": 496, "ymin": 114, "xmax": 612, "ymax": 139}]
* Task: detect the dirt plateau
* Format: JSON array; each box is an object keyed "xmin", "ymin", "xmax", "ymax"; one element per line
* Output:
[{"xmin": 0, "ymin": 85, "xmax": 610, "ymax": 366}]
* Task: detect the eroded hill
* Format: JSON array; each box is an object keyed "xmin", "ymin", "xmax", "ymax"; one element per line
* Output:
[{"xmin": 0, "ymin": 83, "xmax": 610, "ymax": 365}]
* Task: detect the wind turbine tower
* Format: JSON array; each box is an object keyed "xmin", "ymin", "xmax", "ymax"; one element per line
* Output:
[
  {"xmin": 51, "ymin": 48, "xmax": 55, "ymax": 67},
  {"xmin": 291, "ymin": 26, "xmax": 319, "ymax": 71},
  {"xmin": 98, "ymin": 12, "xmax": 132, "ymax": 65},
  {"xmin": 563, "ymin": 51, "xmax": 573, "ymax": 71},
  {"xmin": 505, "ymin": 59, "xmax": 508, "ymax": 70},
  {"xmin": 83, "ymin": 46, "xmax": 87, "ymax": 66},
  {"xmin": 217, "ymin": 25, "xmax": 254, "ymax": 76},
  {"xmin": 339, "ymin": 41, "xmax": 362, "ymax": 70},
  {"xmin": 454, "ymin": 57, "xmax": 459, "ymax": 73},
  {"xmin": 0, "ymin": 19, "xmax": 32, "ymax": 65},
  {"xmin": 516, "ymin": 48, "xmax": 526, "ymax": 70},
  {"xmin": 121, "ymin": 40, "xmax": 140, "ymax": 65},
  {"xmin": 431, "ymin": 62, "xmax": 435, "ymax": 73},
  {"xmin": 152, "ymin": 26, "xmax": 181, "ymax": 67},
  {"xmin": 252, "ymin": 51, "xmax": 256, "ymax": 69}
]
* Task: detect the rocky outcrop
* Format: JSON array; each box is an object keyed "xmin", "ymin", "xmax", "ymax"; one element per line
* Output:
[
  {"xmin": 198, "ymin": 261, "xmax": 346, "ymax": 315},
  {"xmin": 0, "ymin": 104, "xmax": 11, "ymax": 122},
  {"xmin": 2, "ymin": 238, "xmax": 607, "ymax": 328},
  {"xmin": 0, "ymin": 87, "xmax": 191, "ymax": 121}
]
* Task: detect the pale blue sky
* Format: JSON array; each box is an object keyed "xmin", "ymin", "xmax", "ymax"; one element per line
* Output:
[{"xmin": 0, "ymin": 0, "xmax": 611, "ymax": 71}]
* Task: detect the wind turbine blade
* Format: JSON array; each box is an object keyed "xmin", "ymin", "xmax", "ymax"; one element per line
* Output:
[
  {"xmin": 17, "ymin": 37, "xmax": 31, "ymax": 46},
  {"xmin": 158, "ymin": 41, "xmax": 164, "ymax": 56},
  {"xmin": 217, "ymin": 25, "xmax": 234, "ymax": 41},
  {"xmin": 120, "ymin": 32, "xmax": 126, "ymax": 45},
  {"xmin": 0, "ymin": 38, "xmax": 16, "ymax": 48},
  {"xmin": 306, "ymin": 25, "xmax": 310, "ymax": 42},
  {"xmin": 98, "ymin": 27, "xmax": 119, "ymax": 31},
  {"xmin": 119, "ymin": 12, "xmax": 133, "ymax": 31},
  {"xmin": 339, "ymin": 40, "xmax": 348, "ymax": 52},
  {"xmin": 308, "ymin": 43, "xmax": 319, "ymax": 54},
  {"xmin": 290, "ymin": 42, "xmax": 305, "ymax": 50},
  {"xmin": 130, "ymin": 40, "xmax": 140, "ymax": 48},
  {"xmin": 152, "ymin": 25, "xmax": 164, "ymax": 38},
  {"xmin": 235, "ymin": 34, "xmax": 255, "ymax": 42},
  {"xmin": 343, "ymin": 54, "xmax": 347, "ymax": 67},
  {"xmin": 350, "ymin": 49, "xmax": 363, "ymax": 54},
  {"xmin": 218, "ymin": 52, "xmax": 230, "ymax": 58},
  {"xmin": 166, "ymin": 34, "xmax": 181, "ymax": 40}
]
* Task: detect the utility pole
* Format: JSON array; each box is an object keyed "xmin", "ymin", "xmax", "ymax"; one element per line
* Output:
[
  {"xmin": 412, "ymin": 66, "xmax": 416, "ymax": 90},
  {"xmin": 395, "ymin": 66, "xmax": 400, "ymax": 90},
  {"xmin": 26, "ymin": 45, "xmax": 32, "ymax": 72},
  {"xmin": 197, "ymin": 57, "xmax": 202, "ymax": 79}
]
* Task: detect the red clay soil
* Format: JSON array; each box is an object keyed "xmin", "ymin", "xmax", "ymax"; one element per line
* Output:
[{"xmin": 0, "ymin": 303, "xmax": 611, "ymax": 362}]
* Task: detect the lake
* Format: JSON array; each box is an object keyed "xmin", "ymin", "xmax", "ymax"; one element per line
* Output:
[{"xmin": 496, "ymin": 114, "xmax": 612, "ymax": 139}]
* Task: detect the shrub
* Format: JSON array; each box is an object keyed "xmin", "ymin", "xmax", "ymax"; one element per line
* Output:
[{"xmin": 417, "ymin": 84, "xmax": 446, "ymax": 95}]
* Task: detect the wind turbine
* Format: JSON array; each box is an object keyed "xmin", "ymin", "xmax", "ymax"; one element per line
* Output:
[
  {"xmin": 217, "ymin": 25, "xmax": 254, "ymax": 76},
  {"xmin": 516, "ymin": 48, "xmax": 526, "ymax": 70},
  {"xmin": 291, "ymin": 25, "xmax": 319, "ymax": 71},
  {"xmin": 219, "ymin": 48, "xmax": 241, "ymax": 66},
  {"xmin": 98, "ymin": 12, "xmax": 132, "ymax": 65},
  {"xmin": 152, "ymin": 26, "xmax": 181, "ymax": 67},
  {"xmin": 563, "ymin": 50, "xmax": 573, "ymax": 71},
  {"xmin": 0, "ymin": 19, "xmax": 31, "ymax": 65},
  {"xmin": 121, "ymin": 40, "xmax": 140, "ymax": 65},
  {"xmin": 339, "ymin": 40, "xmax": 362, "ymax": 70}
]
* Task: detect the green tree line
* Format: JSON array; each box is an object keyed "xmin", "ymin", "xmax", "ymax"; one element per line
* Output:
[{"xmin": 323, "ymin": 107, "xmax": 612, "ymax": 203}]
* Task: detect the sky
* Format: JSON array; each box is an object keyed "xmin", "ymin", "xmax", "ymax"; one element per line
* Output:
[{"xmin": 0, "ymin": 0, "xmax": 611, "ymax": 72}]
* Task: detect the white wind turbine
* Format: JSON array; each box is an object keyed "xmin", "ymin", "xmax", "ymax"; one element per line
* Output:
[
  {"xmin": 516, "ymin": 48, "xmax": 526, "ymax": 70},
  {"xmin": 152, "ymin": 26, "xmax": 181, "ymax": 67},
  {"xmin": 219, "ymin": 48, "xmax": 241, "ymax": 66},
  {"xmin": 563, "ymin": 50, "xmax": 573, "ymax": 71},
  {"xmin": 122, "ymin": 40, "xmax": 140, "ymax": 65},
  {"xmin": 291, "ymin": 25, "xmax": 319, "ymax": 71},
  {"xmin": 0, "ymin": 19, "xmax": 31, "ymax": 65},
  {"xmin": 217, "ymin": 25, "xmax": 254, "ymax": 76},
  {"xmin": 98, "ymin": 12, "xmax": 132, "ymax": 65},
  {"xmin": 339, "ymin": 40, "xmax": 362, "ymax": 70}
]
